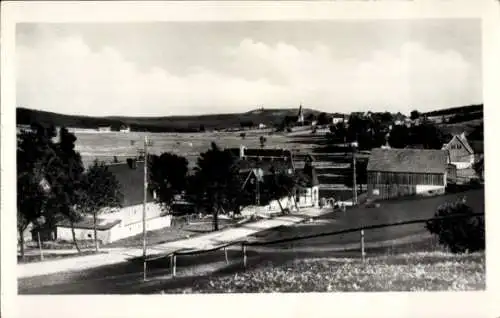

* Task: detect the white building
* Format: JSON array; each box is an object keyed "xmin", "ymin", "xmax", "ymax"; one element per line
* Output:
[
  {"xmin": 56, "ymin": 160, "xmax": 171, "ymax": 244},
  {"xmin": 120, "ymin": 125, "xmax": 131, "ymax": 133},
  {"xmin": 98, "ymin": 126, "xmax": 112, "ymax": 132}
]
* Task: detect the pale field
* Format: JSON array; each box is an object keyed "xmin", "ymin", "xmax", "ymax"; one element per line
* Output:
[{"xmin": 75, "ymin": 130, "xmax": 316, "ymax": 168}]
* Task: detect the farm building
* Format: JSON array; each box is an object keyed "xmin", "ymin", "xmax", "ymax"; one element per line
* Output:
[
  {"xmin": 98, "ymin": 126, "xmax": 112, "ymax": 132},
  {"xmin": 56, "ymin": 159, "xmax": 171, "ymax": 244},
  {"xmin": 226, "ymin": 146, "xmax": 320, "ymax": 215},
  {"xmin": 367, "ymin": 148, "xmax": 449, "ymax": 201},
  {"xmin": 442, "ymin": 132, "xmax": 475, "ymax": 169}
]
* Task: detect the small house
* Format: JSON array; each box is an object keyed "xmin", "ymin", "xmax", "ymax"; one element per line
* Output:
[
  {"xmin": 442, "ymin": 132, "xmax": 475, "ymax": 169},
  {"xmin": 367, "ymin": 148, "xmax": 449, "ymax": 200},
  {"xmin": 98, "ymin": 126, "xmax": 112, "ymax": 133},
  {"xmin": 226, "ymin": 146, "xmax": 320, "ymax": 215},
  {"xmin": 119, "ymin": 125, "xmax": 131, "ymax": 133},
  {"xmin": 56, "ymin": 160, "xmax": 171, "ymax": 245}
]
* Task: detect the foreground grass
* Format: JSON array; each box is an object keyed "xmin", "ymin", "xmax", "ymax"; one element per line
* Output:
[{"xmin": 166, "ymin": 252, "xmax": 485, "ymax": 293}]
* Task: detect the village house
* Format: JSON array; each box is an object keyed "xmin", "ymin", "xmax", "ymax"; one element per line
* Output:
[
  {"xmin": 393, "ymin": 112, "xmax": 407, "ymax": 126},
  {"xmin": 332, "ymin": 116, "xmax": 345, "ymax": 125},
  {"xmin": 367, "ymin": 148, "xmax": 450, "ymax": 201},
  {"xmin": 442, "ymin": 132, "xmax": 475, "ymax": 169},
  {"xmin": 98, "ymin": 126, "xmax": 112, "ymax": 133},
  {"xmin": 56, "ymin": 159, "xmax": 171, "ymax": 245},
  {"xmin": 119, "ymin": 124, "xmax": 131, "ymax": 133},
  {"xmin": 226, "ymin": 146, "xmax": 319, "ymax": 216}
]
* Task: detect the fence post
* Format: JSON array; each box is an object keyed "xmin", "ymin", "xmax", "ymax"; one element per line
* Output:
[
  {"xmin": 242, "ymin": 243, "xmax": 247, "ymax": 268},
  {"xmin": 37, "ymin": 232, "xmax": 44, "ymax": 261},
  {"xmin": 360, "ymin": 230, "xmax": 365, "ymax": 262},
  {"xmin": 173, "ymin": 253, "xmax": 177, "ymax": 277},
  {"xmin": 224, "ymin": 246, "xmax": 229, "ymax": 264},
  {"xmin": 170, "ymin": 253, "xmax": 177, "ymax": 277}
]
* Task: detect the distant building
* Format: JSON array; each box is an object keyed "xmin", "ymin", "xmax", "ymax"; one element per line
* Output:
[
  {"xmin": 367, "ymin": 148, "xmax": 449, "ymax": 200},
  {"xmin": 98, "ymin": 126, "xmax": 112, "ymax": 132},
  {"xmin": 332, "ymin": 117, "xmax": 345, "ymax": 125},
  {"xmin": 442, "ymin": 132, "xmax": 475, "ymax": 169},
  {"xmin": 119, "ymin": 125, "xmax": 131, "ymax": 133},
  {"xmin": 56, "ymin": 160, "xmax": 171, "ymax": 244}
]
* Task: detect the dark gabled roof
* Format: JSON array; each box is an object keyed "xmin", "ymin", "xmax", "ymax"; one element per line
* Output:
[
  {"xmin": 444, "ymin": 134, "xmax": 474, "ymax": 154},
  {"xmin": 236, "ymin": 157, "xmax": 294, "ymax": 176},
  {"xmin": 106, "ymin": 161, "xmax": 154, "ymax": 207},
  {"xmin": 57, "ymin": 216, "xmax": 121, "ymax": 230},
  {"xmin": 225, "ymin": 147, "xmax": 293, "ymax": 159},
  {"xmin": 367, "ymin": 148, "xmax": 448, "ymax": 174}
]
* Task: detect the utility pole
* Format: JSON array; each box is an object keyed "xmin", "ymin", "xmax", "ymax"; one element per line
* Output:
[
  {"xmin": 352, "ymin": 143, "xmax": 358, "ymax": 206},
  {"xmin": 142, "ymin": 135, "xmax": 149, "ymax": 281},
  {"xmin": 255, "ymin": 170, "xmax": 260, "ymax": 206}
]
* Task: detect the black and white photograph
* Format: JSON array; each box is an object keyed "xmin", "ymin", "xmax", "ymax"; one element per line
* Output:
[{"xmin": 1, "ymin": 1, "xmax": 499, "ymax": 317}]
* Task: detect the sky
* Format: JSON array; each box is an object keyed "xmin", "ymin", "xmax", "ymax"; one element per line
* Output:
[{"xmin": 16, "ymin": 20, "xmax": 482, "ymax": 117}]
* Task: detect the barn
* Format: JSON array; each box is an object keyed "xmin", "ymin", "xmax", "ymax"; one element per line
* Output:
[{"xmin": 367, "ymin": 148, "xmax": 449, "ymax": 200}]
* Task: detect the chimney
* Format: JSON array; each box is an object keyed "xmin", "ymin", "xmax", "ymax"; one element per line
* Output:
[
  {"xmin": 239, "ymin": 145, "xmax": 246, "ymax": 158},
  {"xmin": 126, "ymin": 158, "xmax": 137, "ymax": 169}
]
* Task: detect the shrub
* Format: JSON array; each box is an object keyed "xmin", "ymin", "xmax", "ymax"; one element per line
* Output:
[{"xmin": 426, "ymin": 199, "xmax": 484, "ymax": 253}]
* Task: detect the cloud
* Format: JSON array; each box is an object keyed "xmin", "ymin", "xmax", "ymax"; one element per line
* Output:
[{"xmin": 16, "ymin": 31, "xmax": 479, "ymax": 116}]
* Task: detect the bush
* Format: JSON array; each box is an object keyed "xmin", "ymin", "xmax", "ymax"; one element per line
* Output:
[{"xmin": 426, "ymin": 199, "xmax": 484, "ymax": 253}]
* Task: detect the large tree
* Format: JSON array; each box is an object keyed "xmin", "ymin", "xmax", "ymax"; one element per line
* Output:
[
  {"xmin": 17, "ymin": 124, "xmax": 60, "ymax": 259},
  {"xmin": 317, "ymin": 112, "xmax": 330, "ymax": 126},
  {"xmin": 77, "ymin": 160, "xmax": 123, "ymax": 252},
  {"xmin": 148, "ymin": 152, "xmax": 189, "ymax": 212},
  {"xmin": 189, "ymin": 142, "xmax": 242, "ymax": 231},
  {"xmin": 410, "ymin": 110, "xmax": 421, "ymax": 121},
  {"xmin": 388, "ymin": 125, "xmax": 411, "ymax": 148},
  {"xmin": 52, "ymin": 127, "xmax": 86, "ymax": 252}
]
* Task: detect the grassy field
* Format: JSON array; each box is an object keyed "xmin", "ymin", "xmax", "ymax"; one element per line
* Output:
[
  {"xmin": 165, "ymin": 251, "xmax": 485, "ymax": 293},
  {"xmin": 248, "ymin": 188, "xmax": 484, "ymax": 248},
  {"xmin": 74, "ymin": 130, "xmax": 315, "ymax": 168}
]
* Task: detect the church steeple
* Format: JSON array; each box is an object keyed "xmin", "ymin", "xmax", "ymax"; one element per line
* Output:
[{"xmin": 297, "ymin": 103, "xmax": 304, "ymax": 125}]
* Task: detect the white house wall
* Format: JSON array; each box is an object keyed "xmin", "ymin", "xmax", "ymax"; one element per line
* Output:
[
  {"xmin": 240, "ymin": 186, "xmax": 319, "ymax": 217},
  {"xmin": 57, "ymin": 202, "xmax": 172, "ymax": 244},
  {"xmin": 415, "ymin": 185, "xmax": 446, "ymax": 196},
  {"xmin": 99, "ymin": 202, "xmax": 163, "ymax": 226},
  {"xmin": 108, "ymin": 215, "xmax": 172, "ymax": 243}
]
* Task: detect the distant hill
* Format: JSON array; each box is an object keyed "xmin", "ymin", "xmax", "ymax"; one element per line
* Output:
[
  {"xmin": 422, "ymin": 104, "xmax": 483, "ymax": 117},
  {"xmin": 16, "ymin": 107, "xmax": 324, "ymax": 133}
]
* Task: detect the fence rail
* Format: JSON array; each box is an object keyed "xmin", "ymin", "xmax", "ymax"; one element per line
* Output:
[{"xmin": 144, "ymin": 211, "xmax": 484, "ymax": 278}]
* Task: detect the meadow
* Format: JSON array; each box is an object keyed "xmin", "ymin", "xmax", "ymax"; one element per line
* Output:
[{"xmin": 75, "ymin": 129, "xmax": 313, "ymax": 168}]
